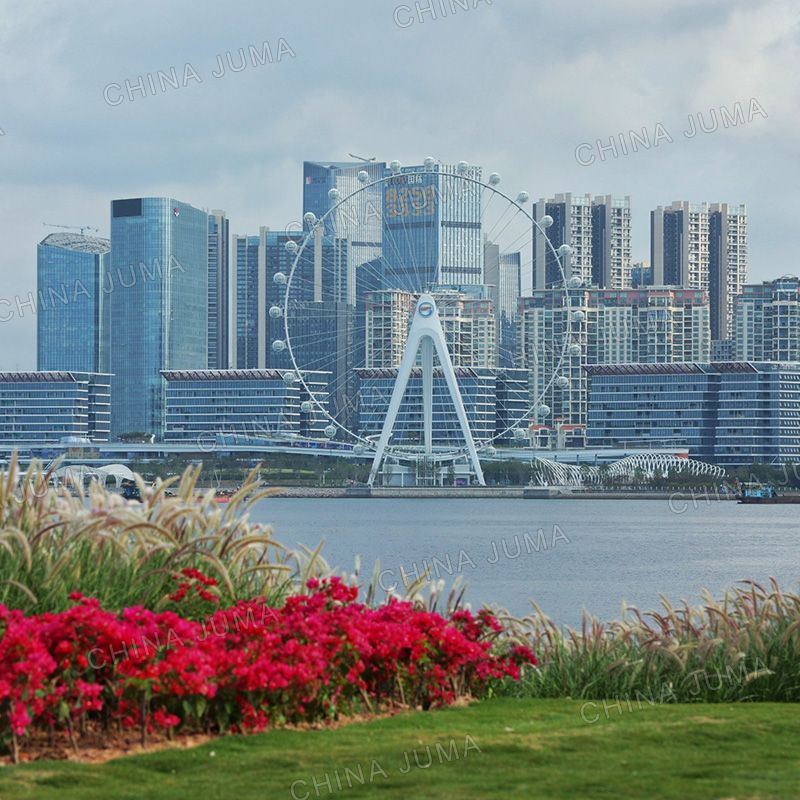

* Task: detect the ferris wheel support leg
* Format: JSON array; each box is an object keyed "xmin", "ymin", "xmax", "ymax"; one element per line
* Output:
[
  {"xmin": 422, "ymin": 337, "xmax": 433, "ymax": 455},
  {"xmin": 367, "ymin": 294, "xmax": 485, "ymax": 488},
  {"xmin": 430, "ymin": 330, "xmax": 485, "ymax": 486},
  {"xmin": 367, "ymin": 329, "xmax": 421, "ymax": 487}
]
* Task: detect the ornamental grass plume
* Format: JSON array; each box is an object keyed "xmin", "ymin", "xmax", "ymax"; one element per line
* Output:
[
  {"xmin": 498, "ymin": 578, "xmax": 799, "ymax": 703},
  {"xmin": 0, "ymin": 454, "xmax": 291, "ymax": 615}
]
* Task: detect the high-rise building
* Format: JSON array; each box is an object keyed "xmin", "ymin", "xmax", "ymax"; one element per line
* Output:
[
  {"xmin": 232, "ymin": 226, "xmax": 356, "ymax": 426},
  {"xmin": 109, "ymin": 197, "xmax": 209, "ymax": 439},
  {"xmin": 232, "ymin": 227, "xmax": 351, "ymax": 369},
  {"xmin": 518, "ymin": 287, "xmax": 711, "ymax": 426},
  {"xmin": 37, "ymin": 233, "xmax": 111, "ymax": 373},
  {"xmin": 232, "ymin": 231, "xmax": 264, "ymax": 370},
  {"xmin": 483, "ymin": 242, "xmax": 522, "ymax": 366},
  {"xmin": 734, "ymin": 275, "xmax": 800, "ymax": 361},
  {"xmin": 651, "ymin": 201, "xmax": 746, "ymax": 345},
  {"xmin": 533, "ymin": 194, "xmax": 631, "ymax": 290},
  {"xmin": 630, "ymin": 261, "xmax": 653, "ymax": 288},
  {"xmin": 303, "ymin": 160, "xmax": 385, "ymax": 272},
  {"xmin": 709, "ymin": 203, "xmax": 747, "ymax": 342},
  {"xmin": 207, "ymin": 210, "xmax": 230, "ymax": 369},
  {"xmin": 381, "ymin": 163, "xmax": 483, "ymax": 291},
  {"xmin": 591, "ymin": 195, "xmax": 632, "ymax": 289},
  {"xmin": 364, "ymin": 289, "xmax": 415, "ymax": 368},
  {"xmin": 364, "ymin": 288, "xmax": 496, "ymax": 370}
]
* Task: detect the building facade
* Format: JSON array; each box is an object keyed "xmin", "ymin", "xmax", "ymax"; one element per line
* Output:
[
  {"xmin": 0, "ymin": 372, "xmax": 111, "ymax": 443},
  {"xmin": 518, "ymin": 287, "xmax": 711, "ymax": 426},
  {"xmin": 364, "ymin": 288, "xmax": 497, "ymax": 370},
  {"xmin": 163, "ymin": 369, "xmax": 330, "ymax": 443},
  {"xmin": 651, "ymin": 201, "xmax": 746, "ymax": 346},
  {"xmin": 591, "ymin": 195, "xmax": 633, "ymax": 289},
  {"xmin": 734, "ymin": 275, "xmax": 800, "ymax": 362},
  {"xmin": 484, "ymin": 242, "xmax": 521, "ymax": 366},
  {"xmin": 109, "ymin": 197, "xmax": 209, "ymax": 439},
  {"xmin": 303, "ymin": 160, "xmax": 385, "ymax": 272},
  {"xmin": 586, "ymin": 362, "xmax": 800, "ymax": 467},
  {"xmin": 37, "ymin": 233, "xmax": 111, "ymax": 374},
  {"xmin": 355, "ymin": 367, "xmax": 527, "ymax": 447},
  {"xmin": 381, "ymin": 163, "xmax": 483, "ymax": 291},
  {"xmin": 207, "ymin": 210, "xmax": 230, "ymax": 369},
  {"xmin": 533, "ymin": 194, "xmax": 631, "ymax": 290}
]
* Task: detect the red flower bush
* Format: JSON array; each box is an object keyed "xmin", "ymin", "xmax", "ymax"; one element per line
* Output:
[{"xmin": 0, "ymin": 578, "xmax": 534, "ymax": 756}]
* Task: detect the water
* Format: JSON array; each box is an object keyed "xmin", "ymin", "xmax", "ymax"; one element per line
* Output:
[{"xmin": 249, "ymin": 497, "xmax": 800, "ymax": 627}]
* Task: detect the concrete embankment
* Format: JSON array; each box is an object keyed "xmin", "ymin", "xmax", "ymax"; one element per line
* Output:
[{"xmin": 266, "ymin": 486, "xmax": 736, "ymax": 500}]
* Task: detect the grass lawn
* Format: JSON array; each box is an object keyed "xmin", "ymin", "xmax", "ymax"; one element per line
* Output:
[{"xmin": 1, "ymin": 698, "xmax": 798, "ymax": 799}]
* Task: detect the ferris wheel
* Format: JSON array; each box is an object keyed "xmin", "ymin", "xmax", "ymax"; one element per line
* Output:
[{"xmin": 272, "ymin": 158, "xmax": 578, "ymax": 483}]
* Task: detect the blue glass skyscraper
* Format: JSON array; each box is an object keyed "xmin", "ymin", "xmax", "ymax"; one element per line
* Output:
[
  {"xmin": 109, "ymin": 197, "xmax": 208, "ymax": 438},
  {"xmin": 37, "ymin": 233, "xmax": 111, "ymax": 373},
  {"xmin": 303, "ymin": 160, "xmax": 384, "ymax": 272},
  {"xmin": 208, "ymin": 210, "xmax": 230, "ymax": 369},
  {"xmin": 381, "ymin": 163, "xmax": 483, "ymax": 292}
]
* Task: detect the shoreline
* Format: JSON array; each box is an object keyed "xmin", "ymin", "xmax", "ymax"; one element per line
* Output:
[{"xmin": 263, "ymin": 486, "xmax": 739, "ymax": 500}]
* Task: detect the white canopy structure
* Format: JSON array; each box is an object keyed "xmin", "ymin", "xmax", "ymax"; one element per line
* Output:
[{"xmin": 53, "ymin": 464, "xmax": 136, "ymax": 488}]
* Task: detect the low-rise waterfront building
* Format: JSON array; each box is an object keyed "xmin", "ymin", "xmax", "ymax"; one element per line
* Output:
[
  {"xmin": 162, "ymin": 369, "xmax": 330, "ymax": 444},
  {"xmin": 355, "ymin": 367, "xmax": 527, "ymax": 447},
  {"xmin": 586, "ymin": 361, "xmax": 800, "ymax": 466},
  {"xmin": 0, "ymin": 372, "xmax": 111, "ymax": 443}
]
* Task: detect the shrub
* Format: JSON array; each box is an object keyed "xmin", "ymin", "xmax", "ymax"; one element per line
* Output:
[{"xmin": 0, "ymin": 578, "xmax": 534, "ymax": 760}]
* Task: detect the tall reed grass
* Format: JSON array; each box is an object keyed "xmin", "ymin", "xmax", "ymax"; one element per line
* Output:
[
  {"xmin": 0, "ymin": 454, "xmax": 300, "ymax": 614},
  {"xmin": 498, "ymin": 580, "xmax": 800, "ymax": 702}
]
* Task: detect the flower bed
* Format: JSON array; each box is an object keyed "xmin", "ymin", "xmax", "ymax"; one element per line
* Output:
[{"xmin": 0, "ymin": 576, "xmax": 534, "ymax": 761}]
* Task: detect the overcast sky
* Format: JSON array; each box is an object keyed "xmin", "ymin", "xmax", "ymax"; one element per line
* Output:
[{"xmin": 0, "ymin": 0, "xmax": 797, "ymax": 370}]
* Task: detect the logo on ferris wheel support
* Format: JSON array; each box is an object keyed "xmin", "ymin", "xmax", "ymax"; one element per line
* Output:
[{"xmin": 417, "ymin": 301, "xmax": 434, "ymax": 317}]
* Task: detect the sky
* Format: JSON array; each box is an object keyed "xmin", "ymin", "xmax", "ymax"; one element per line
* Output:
[{"xmin": 0, "ymin": 0, "xmax": 797, "ymax": 370}]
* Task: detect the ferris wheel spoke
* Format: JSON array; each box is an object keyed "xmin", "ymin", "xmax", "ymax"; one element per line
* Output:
[{"xmin": 279, "ymin": 164, "xmax": 574, "ymax": 470}]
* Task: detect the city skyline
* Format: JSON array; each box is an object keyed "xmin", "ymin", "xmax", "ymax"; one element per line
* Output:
[{"xmin": 1, "ymin": 0, "xmax": 796, "ymax": 370}]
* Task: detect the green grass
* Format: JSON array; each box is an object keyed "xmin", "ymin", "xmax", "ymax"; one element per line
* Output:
[{"xmin": 1, "ymin": 699, "xmax": 798, "ymax": 799}]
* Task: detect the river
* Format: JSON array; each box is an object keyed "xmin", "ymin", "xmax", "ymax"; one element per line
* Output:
[{"xmin": 248, "ymin": 497, "xmax": 800, "ymax": 627}]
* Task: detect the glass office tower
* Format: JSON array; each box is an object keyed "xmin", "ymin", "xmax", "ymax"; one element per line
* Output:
[
  {"xmin": 303, "ymin": 160, "xmax": 385, "ymax": 272},
  {"xmin": 381, "ymin": 163, "xmax": 483, "ymax": 292},
  {"xmin": 37, "ymin": 233, "xmax": 111, "ymax": 373},
  {"xmin": 109, "ymin": 197, "xmax": 208, "ymax": 439},
  {"xmin": 208, "ymin": 210, "xmax": 230, "ymax": 369}
]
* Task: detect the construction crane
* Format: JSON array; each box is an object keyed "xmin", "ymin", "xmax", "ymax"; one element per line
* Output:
[
  {"xmin": 43, "ymin": 222, "xmax": 100, "ymax": 235},
  {"xmin": 347, "ymin": 153, "xmax": 377, "ymax": 162}
]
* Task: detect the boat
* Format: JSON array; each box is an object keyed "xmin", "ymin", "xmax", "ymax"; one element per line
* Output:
[
  {"xmin": 736, "ymin": 482, "xmax": 800, "ymax": 504},
  {"xmin": 214, "ymin": 488, "xmax": 235, "ymax": 503}
]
